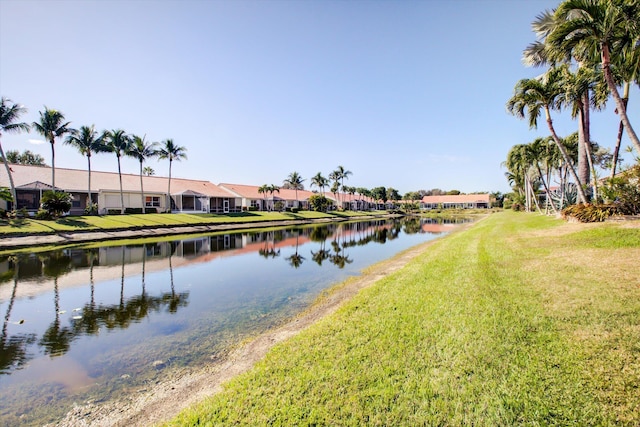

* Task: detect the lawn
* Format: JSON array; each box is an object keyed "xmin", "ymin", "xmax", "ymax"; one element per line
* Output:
[
  {"xmin": 0, "ymin": 210, "xmax": 389, "ymax": 236},
  {"xmin": 166, "ymin": 211, "xmax": 640, "ymax": 426}
]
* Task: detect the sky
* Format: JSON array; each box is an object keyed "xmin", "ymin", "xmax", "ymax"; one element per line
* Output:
[{"xmin": 1, "ymin": 0, "xmax": 637, "ymax": 196}]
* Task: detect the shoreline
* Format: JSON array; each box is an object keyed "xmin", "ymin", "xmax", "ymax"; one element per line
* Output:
[
  {"xmin": 50, "ymin": 226, "xmax": 459, "ymax": 427},
  {"xmin": 0, "ymin": 214, "xmax": 398, "ymax": 251}
]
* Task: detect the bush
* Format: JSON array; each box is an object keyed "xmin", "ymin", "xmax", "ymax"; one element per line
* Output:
[
  {"xmin": 309, "ymin": 194, "xmax": 332, "ymax": 212},
  {"xmin": 125, "ymin": 207, "xmax": 144, "ymax": 214},
  {"xmin": 561, "ymin": 203, "xmax": 622, "ymax": 222},
  {"xmin": 35, "ymin": 209, "xmax": 51, "ymax": 220},
  {"xmin": 144, "ymin": 207, "xmax": 158, "ymax": 214},
  {"xmin": 41, "ymin": 191, "xmax": 72, "ymax": 218},
  {"xmin": 600, "ymin": 164, "xmax": 640, "ymax": 215},
  {"xmin": 107, "ymin": 209, "xmax": 122, "ymax": 215},
  {"xmin": 248, "ymin": 206, "xmax": 258, "ymax": 211},
  {"xmin": 84, "ymin": 203, "xmax": 99, "ymax": 215}
]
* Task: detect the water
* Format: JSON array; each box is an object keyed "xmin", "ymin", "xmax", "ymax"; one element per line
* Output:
[{"xmin": 0, "ymin": 217, "xmax": 469, "ymax": 425}]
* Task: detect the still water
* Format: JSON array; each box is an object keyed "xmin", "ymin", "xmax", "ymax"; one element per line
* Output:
[{"xmin": 0, "ymin": 217, "xmax": 468, "ymax": 425}]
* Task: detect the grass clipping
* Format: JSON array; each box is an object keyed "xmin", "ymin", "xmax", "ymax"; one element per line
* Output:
[{"xmin": 167, "ymin": 211, "xmax": 640, "ymax": 426}]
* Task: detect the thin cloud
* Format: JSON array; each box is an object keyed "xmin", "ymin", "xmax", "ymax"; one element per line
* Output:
[{"xmin": 28, "ymin": 139, "xmax": 46, "ymax": 145}]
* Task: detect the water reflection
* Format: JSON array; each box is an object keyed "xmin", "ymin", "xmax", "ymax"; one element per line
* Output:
[{"xmin": 0, "ymin": 217, "xmax": 471, "ymax": 378}]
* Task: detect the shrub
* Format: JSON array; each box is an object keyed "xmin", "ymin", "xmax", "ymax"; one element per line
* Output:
[
  {"xmin": 41, "ymin": 191, "xmax": 72, "ymax": 218},
  {"xmin": 561, "ymin": 203, "xmax": 622, "ymax": 222},
  {"xmin": 125, "ymin": 207, "xmax": 144, "ymax": 214},
  {"xmin": 600, "ymin": 164, "xmax": 640, "ymax": 215},
  {"xmin": 107, "ymin": 209, "xmax": 122, "ymax": 215},
  {"xmin": 248, "ymin": 206, "xmax": 258, "ymax": 211},
  {"xmin": 274, "ymin": 201, "xmax": 284, "ymax": 212},
  {"xmin": 309, "ymin": 194, "xmax": 331, "ymax": 212},
  {"xmin": 84, "ymin": 203, "xmax": 99, "ymax": 215},
  {"xmin": 144, "ymin": 207, "xmax": 158, "ymax": 214},
  {"xmin": 35, "ymin": 209, "xmax": 51, "ymax": 220}
]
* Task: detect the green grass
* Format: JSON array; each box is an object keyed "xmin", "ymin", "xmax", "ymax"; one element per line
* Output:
[
  {"xmin": 166, "ymin": 211, "xmax": 640, "ymax": 426},
  {"xmin": 0, "ymin": 211, "xmax": 391, "ymax": 236}
]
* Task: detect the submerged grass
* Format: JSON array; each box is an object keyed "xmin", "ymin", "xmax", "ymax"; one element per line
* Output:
[{"xmin": 166, "ymin": 211, "xmax": 640, "ymax": 426}]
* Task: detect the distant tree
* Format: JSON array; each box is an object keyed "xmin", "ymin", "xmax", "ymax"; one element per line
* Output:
[
  {"xmin": 0, "ymin": 98, "xmax": 30, "ymax": 205},
  {"xmin": 157, "ymin": 139, "xmax": 187, "ymax": 212},
  {"xmin": 104, "ymin": 129, "xmax": 131, "ymax": 214},
  {"xmin": 309, "ymin": 194, "xmax": 331, "ymax": 212},
  {"xmin": 127, "ymin": 135, "xmax": 159, "ymax": 212},
  {"xmin": 332, "ymin": 165, "xmax": 352, "ymax": 205},
  {"xmin": 283, "ymin": 171, "xmax": 305, "ymax": 208},
  {"xmin": 4, "ymin": 150, "xmax": 46, "ymax": 165},
  {"xmin": 143, "ymin": 166, "xmax": 155, "ymax": 176},
  {"xmin": 32, "ymin": 107, "xmax": 73, "ymax": 191},
  {"xmin": 267, "ymin": 184, "xmax": 280, "ymax": 211},
  {"xmin": 65, "ymin": 125, "xmax": 108, "ymax": 213},
  {"xmin": 446, "ymin": 190, "xmax": 461, "ymax": 195},
  {"xmin": 370, "ymin": 186, "xmax": 387, "ymax": 204},
  {"xmin": 258, "ymin": 184, "xmax": 269, "ymax": 210},
  {"xmin": 386, "ymin": 187, "xmax": 401, "ymax": 202},
  {"xmin": 310, "ymin": 172, "xmax": 329, "ymax": 195}
]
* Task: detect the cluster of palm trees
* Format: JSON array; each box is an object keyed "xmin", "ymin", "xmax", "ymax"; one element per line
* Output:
[
  {"xmin": 0, "ymin": 98, "xmax": 187, "ymax": 214},
  {"xmin": 505, "ymin": 0, "xmax": 639, "ymax": 210}
]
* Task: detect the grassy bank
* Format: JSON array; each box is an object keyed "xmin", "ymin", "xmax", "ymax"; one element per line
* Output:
[
  {"xmin": 0, "ymin": 210, "xmax": 390, "ymax": 236},
  {"xmin": 166, "ymin": 211, "xmax": 640, "ymax": 426}
]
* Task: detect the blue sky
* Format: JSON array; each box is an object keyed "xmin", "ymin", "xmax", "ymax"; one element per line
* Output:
[{"xmin": 1, "ymin": 0, "xmax": 637, "ymax": 195}]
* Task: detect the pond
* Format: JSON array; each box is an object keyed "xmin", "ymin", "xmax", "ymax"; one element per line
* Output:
[{"xmin": 0, "ymin": 216, "xmax": 470, "ymax": 425}]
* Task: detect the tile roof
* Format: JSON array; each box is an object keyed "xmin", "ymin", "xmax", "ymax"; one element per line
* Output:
[
  {"xmin": 421, "ymin": 194, "xmax": 490, "ymax": 204},
  {"xmin": 219, "ymin": 183, "xmax": 316, "ymax": 201},
  {"xmin": 0, "ymin": 164, "xmax": 237, "ymax": 198}
]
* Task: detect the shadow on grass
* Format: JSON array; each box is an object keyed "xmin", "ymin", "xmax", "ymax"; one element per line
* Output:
[
  {"xmin": 55, "ymin": 218, "xmax": 92, "ymax": 228},
  {"xmin": 0, "ymin": 218, "xmax": 29, "ymax": 229}
]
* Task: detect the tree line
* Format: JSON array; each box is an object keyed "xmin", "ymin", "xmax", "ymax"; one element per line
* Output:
[
  {"xmin": 0, "ymin": 98, "xmax": 187, "ymax": 216},
  {"xmin": 505, "ymin": 0, "xmax": 640, "ymax": 219}
]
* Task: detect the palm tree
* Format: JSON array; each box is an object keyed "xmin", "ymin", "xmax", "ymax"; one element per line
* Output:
[
  {"xmin": 283, "ymin": 171, "xmax": 304, "ymax": 208},
  {"xmin": 267, "ymin": 184, "xmax": 280, "ymax": 211},
  {"xmin": 31, "ymin": 107, "xmax": 72, "ymax": 191},
  {"xmin": 104, "ymin": 129, "xmax": 131, "ymax": 214},
  {"xmin": 548, "ymin": 0, "xmax": 640, "ymax": 154},
  {"xmin": 157, "ymin": 139, "xmax": 187, "ymax": 212},
  {"xmin": 0, "ymin": 98, "xmax": 30, "ymax": 207},
  {"xmin": 143, "ymin": 166, "xmax": 155, "ymax": 176},
  {"xmin": 64, "ymin": 125, "xmax": 107, "ymax": 211},
  {"xmin": 506, "ymin": 67, "xmax": 588, "ymax": 204},
  {"xmin": 258, "ymin": 184, "xmax": 269, "ymax": 211},
  {"xmin": 310, "ymin": 172, "xmax": 328, "ymax": 195},
  {"xmin": 127, "ymin": 135, "xmax": 159, "ymax": 212},
  {"xmin": 332, "ymin": 166, "xmax": 352, "ymax": 205}
]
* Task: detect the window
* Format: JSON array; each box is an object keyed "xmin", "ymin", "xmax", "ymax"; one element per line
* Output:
[{"xmin": 145, "ymin": 196, "xmax": 160, "ymax": 207}]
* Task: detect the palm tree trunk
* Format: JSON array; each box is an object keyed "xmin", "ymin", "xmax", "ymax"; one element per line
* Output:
[
  {"xmin": 139, "ymin": 161, "xmax": 145, "ymax": 213},
  {"xmin": 0, "ymin": 143, "xmax": 17, "ymax": 208},
  {"xmin": 610, "ymin": 85, "xmax": 629, "ymax": 179},
  {"xmin": 167, "ymin": 159, "xmax": 172, "ymax": 212},
  {"xmin": 117, "ymin": 155, "xmax": 125, "ymax": 214},
  {"xmin": 602, "ymin": 44, "xmax": 640, "ymax": 154},
  {"xmin": 87, "ymin": 155, "xmax": 92, "ymax": 211},
  {"xmin": 50, "ymin": 139, "xmax": 56, "ymax": 191},
  {"xmin": 536, "ymin": 164, "xmax": 559, "ymax": 215},
  {"xmin": 545, "ymin": 107, "xmax": 588, "ymax": 204}
]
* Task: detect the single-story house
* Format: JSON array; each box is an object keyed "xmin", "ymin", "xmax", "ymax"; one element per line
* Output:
[
  {"xmin": 219, "ymin": 183, "xmax": 315, "ymax": 211},
  {"xmin": 0, "ymin": 164, "xmax": 240, "ymax": 215},
  {"xmin": 420, "ymin": 194, "xmax": 491, "ymax": 210}
]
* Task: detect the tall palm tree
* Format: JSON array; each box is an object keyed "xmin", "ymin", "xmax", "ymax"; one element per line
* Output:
[
  {"xmin": 267, "ymin": 184, "xmax": 280, "ymax": 211},
  {"xmin": 333, "ymin": 166, "xmax": 352, "ymax": 205},
  {"xmin": 31, "ymin": 107, "xmax": 72, "ymax": 191},
  {"xmin": 64, "ymin": 125, "xmax": 107, "ymax": 211},
  {"xmin": 310, "ymin": 172, "xmax": 329, "ymax": 195},
  {"xmin": 0, "ymin": 98, "xmax": 30, "ymax": 207},
  {"xmin": 258, "ymin": 184, "xmax": 269, "ymax": 210},
  {"xmin": 127, "ymin": 135, "xmax": 159, "ymax": 212},
  {"xmin": 506, "ymin": 67, "xmax": 588, "ymax": 204},
  {"xmin": 157, "ymin": 139, "xmax": 187, "ymax": 212},
  {"xmin": 548, "ymin": 0, "xmax": 640, "ymax": 154},
  {"xmin": 283, "ymin": 171, "xmax": 304, "ymax": 208},
  {"xmin": 104, "ymin": 129, "xmax": 131, "ymax": 214}
]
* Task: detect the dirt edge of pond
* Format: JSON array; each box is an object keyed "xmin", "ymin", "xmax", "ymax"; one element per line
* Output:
[{"xmin": 52, "ymin": 220, "xmax": 479, "ymax": 427}]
